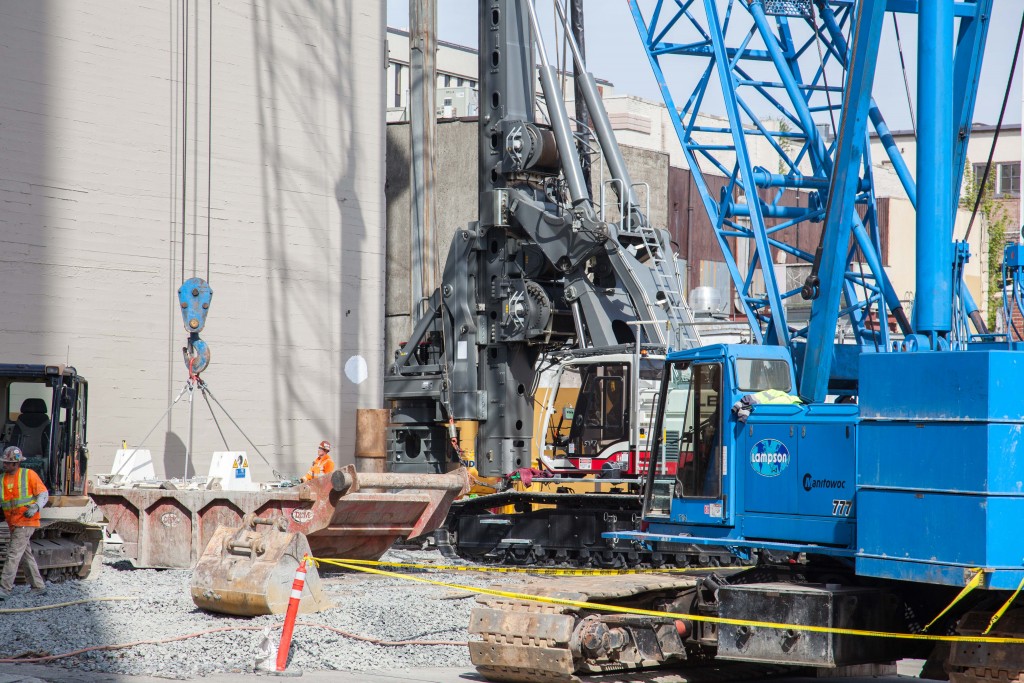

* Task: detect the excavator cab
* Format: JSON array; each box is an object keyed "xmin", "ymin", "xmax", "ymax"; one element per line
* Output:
[
  {"xmin": 0, "ymin": 364, "xmax": 99, "ymax": 583},
  {"xmin": 538, "ymin": 353, "xmax": 664, "ymax": 475},
  {"xmin": 0, "ymin": 364, "xmax": 88, "ymax": 501}
]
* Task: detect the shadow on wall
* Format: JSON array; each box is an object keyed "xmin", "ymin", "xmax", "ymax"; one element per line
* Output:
[
  {"xmin": 162, "ymin": 429, "xmax": 192, "ymax": 480},
  {"xmin": 252, "ymin": 1, "xmax": 380, "ymax": 470},
  {"xmin": 0, "ymin": 3, "xmax": 49, "ymax": 365},
  {"xmin": 383, "ymin": 125, "xmax": 412, "ymax": 360},
  {"xmin": 0, "ymin": 1, "xmax": 119, "ymax": 652}
]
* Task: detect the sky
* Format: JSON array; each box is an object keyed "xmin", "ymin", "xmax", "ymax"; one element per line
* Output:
[{"xmin": 386, "ymin": 1, "xmax": 1023, "ymax": 133}]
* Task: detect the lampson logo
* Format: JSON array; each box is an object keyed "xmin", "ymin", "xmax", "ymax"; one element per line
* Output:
[
  {"xmin": 802, "ymin": 473, "xmax": 847, "ymax": 492},
  {"xmin": 749, "ymin": 439, "xmax": 791, "ymax": 477}
]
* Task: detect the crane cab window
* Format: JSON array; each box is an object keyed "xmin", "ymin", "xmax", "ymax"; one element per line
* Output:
[
  {"xmin": 735, "ymin": 358, "xmax": 791, "ymax": 393},
  {"xmin": 676, "ymin": 363, "xmax": 722, "ymax": 499},
  {"xmin": 644, "ymin": 361, "xmax": 692, "ymax": 516}
]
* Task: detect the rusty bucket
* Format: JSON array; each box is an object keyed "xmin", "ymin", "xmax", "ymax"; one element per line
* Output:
[
  {"xmin": 190, "ymin": 514, "xmax": 329, "ymax": 616},
  {"xmin": 169, "ymin": 466, "xmax": 469, "ymax": 616}
]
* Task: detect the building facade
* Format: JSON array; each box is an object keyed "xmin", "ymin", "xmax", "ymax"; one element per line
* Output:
[{"xmin": 0, "ymin": 2, "xmax": 386, "ymax": 477}]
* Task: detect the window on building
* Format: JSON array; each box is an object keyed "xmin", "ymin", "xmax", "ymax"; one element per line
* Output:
[
  {"xmin": 997, "ymin": 162, "xmax": 1021, "ymax": 198},
  {"xmin": 393, "ymin": 64, "xmax": 403, "ymax": 108},
  {"xmin": 443, "ymin": 74, "xmax": 452, "ymax": 87},
  {"xmin": 456, "ymin": 77, "xmax": 464, "ymax": 87},
  {"xmin": 972, "ymin": 162, "xmax": 989, "ymax": 187}
]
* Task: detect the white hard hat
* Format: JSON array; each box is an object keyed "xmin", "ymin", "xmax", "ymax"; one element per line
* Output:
[{"xmin": 1, "ymin": 446, "xmax": 24, "ymax": 463}]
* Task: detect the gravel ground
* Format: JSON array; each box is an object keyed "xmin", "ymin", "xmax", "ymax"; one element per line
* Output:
[{"xmin": 0, "ymin": 547, "xmax": 528, "ymax": 679}]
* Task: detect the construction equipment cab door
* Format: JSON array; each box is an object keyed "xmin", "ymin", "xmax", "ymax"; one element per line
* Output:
[{"xmin": 671, "ymin": 362, "xmax": 729, "ymax": 526}]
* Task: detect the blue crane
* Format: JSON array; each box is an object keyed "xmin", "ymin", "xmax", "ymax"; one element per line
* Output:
[
  {"xmin": 628, "ymin": 0, "xmax": 995, "ymax": 401},
  {"xmin": 467, "ymin": 2, "xmax": 1024, "ymax": 681}
]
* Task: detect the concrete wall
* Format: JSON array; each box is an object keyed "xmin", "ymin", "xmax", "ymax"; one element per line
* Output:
[
  {"xmin": 384, "ymin": 118, "xmax": 672, "ymax": 355},
  {"xmin": 0, "ymin": 2, "xmax": 386, "ymax": 478}
]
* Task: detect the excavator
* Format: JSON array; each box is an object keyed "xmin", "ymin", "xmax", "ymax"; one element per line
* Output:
[
  {"xmin": 0, "ymin": 364, "xmax": 102, "ymax": 581},
  {"xmin": 468, "ymin": 1, "xmax": 1024, "ymax": 681},
  {"xmin": 383, "ymin": 0, "xmax": 746, "ymax": 568}
]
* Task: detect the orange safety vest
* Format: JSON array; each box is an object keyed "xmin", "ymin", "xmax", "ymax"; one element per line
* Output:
[
  {"xmin": 302, "ymin": 453, "xmax": 335, "ymax": 482},
  {"xmin": 1, "ymin": 467, "xmax": 46, "ymax": 528}
]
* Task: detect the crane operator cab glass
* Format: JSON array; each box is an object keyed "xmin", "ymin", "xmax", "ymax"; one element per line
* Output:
[
  {"xmin": 678, "ymin": 363, "xmax": 723, "ymax": 499},
  {"xmin": 571, "ymin": 365, "xmax": 626, "ymax": 456},
  {"xmin": 643, "ymin": 360, "xmax": 726, "ymax": 524},
  {"xmin": 0, "ymin": 366, "xmax": 88, "ymax": 499}
]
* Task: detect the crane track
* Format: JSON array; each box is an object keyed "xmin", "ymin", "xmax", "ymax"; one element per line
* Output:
[
  {"xmin": 949, "ymin": 607, "xmax": 1024, "ymax": 683},
  {"xmin": 469, "ymin": 574, "xmax": 706, "ymax": 682}
]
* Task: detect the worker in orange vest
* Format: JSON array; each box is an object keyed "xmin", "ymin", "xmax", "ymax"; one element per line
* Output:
[
  {"xmin": 301, "ymin": 440, "xmax": 335, "ymax": 482},
  {"xmin": 0, "ymin": 446, "xmax": 48, "ymax": 598}
]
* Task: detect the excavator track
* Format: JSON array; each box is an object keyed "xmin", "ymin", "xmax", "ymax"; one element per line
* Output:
[
  {"xmin": 0, "ymin": 520, "xmax": 104, "ymax": 582},
  {"xmin": 438, "ymin": 492, "xmax": 739, "ymax": 570}
]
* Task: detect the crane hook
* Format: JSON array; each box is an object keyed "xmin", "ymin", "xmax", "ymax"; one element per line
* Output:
[{"xmin": 177, "ymin": 277, "xmax": 213, "ymax": 376}]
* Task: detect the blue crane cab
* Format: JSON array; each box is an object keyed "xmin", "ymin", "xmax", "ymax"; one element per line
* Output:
[
  {"xmin": 611, "ymin": 343, "xmax": 1024, "ymax": 591},
  {"xmin": 611, "ymin": 344, "xmax": 859, "ymax": 560}
]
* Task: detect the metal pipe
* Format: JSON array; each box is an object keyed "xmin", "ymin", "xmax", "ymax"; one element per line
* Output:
[
  {"xmin": 409, "ymin": 0, "xmax": 438, "ymax": 319},
  {"xmin": 747, "ymin": 1, "xmax": 830, "ymax": 175},
  {"xmin": 750, "ymin": 171, "xmax": 864, "ymax": 192},
  {"xmin": 553, "ymin": 0, "xmax": 639, "ymax": 214},
  {"xmin": 524, "ymin": 0, "xmax": 590, "ymax": 206},
  {"xmin": 915, "ymin": 0, "xmax": 954, "ymax": 339},
  {"xmin": 342, "ymin": 468, "xmax": 470, "ymax": 494},
  {"xmin": 570, "ymin": 0, "xmax": 591, "ymax": 195},
  {"xmin": 818, "ymin": 4, "xmax": 917, "ymax": 207}
]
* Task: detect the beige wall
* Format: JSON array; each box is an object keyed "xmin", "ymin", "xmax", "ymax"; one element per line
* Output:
[
  {"xmin": 885, "ymin": 199, "xmax": 986, "ymax": 319},
  {"xmin": 0, "ymin": 2, "xmax": 386, "ymax": 478}
]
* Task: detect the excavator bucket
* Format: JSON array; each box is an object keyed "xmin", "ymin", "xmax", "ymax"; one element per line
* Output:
[
  {"xmin": 103, "ymin": 465, "xmax": 473, "ymax": 616},
  {"xmin": 190, "ymin": 514, "xmax": 328, "ymax": 616}
]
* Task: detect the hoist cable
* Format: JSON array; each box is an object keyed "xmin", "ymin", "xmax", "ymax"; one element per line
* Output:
[
  {"xmin": 112, "ymin": 381, "xmax": 193, "ymax": 476},
  {"xmin": 186, "ymin": 377, "xmax": 196, "ymax": 479},
  {"xmin": 181, "ymin": 0, "xmax": 190, "ymax": 282},
  {"xmin": 201, "ymin": 388, "xmax": 231, "ymax": 452},
  {"xmin": 810, "ymin": 5, "xmax": 838, "ymax": 141},
  {"xmin": 199, "ymin": 381, "xmax": 283, "ymax": 479},
  {"xmin": 892, "ymin": 14, "xmax": 916, "ymax": 135},
  {"xmin": 206, "ymin": 0, "xmax": 213, "ymax": 282},
  {"xmin": 964, "ymin": 12, "xmax": 1024, "ymax": 243}
]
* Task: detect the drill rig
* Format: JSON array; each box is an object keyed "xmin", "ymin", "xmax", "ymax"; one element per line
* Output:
[{"xmin": 384, "ymin": 0, "xmax": 726, "ymax": 566}]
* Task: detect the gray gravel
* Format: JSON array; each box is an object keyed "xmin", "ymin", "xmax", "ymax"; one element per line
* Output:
[{"xmin": 0, "ymin": 548, "xmax": 527, "ymax": 679}]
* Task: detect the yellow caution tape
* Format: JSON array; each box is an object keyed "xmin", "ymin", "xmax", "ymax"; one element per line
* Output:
[
  {"xmin": 984, "ymin": 576, "xmax": 1024, "ymax": 635},
  {"xmin": 922, "ymin": 568, "xmax": 983, "ymax": 633},
  {"xmin": 332, "ymin": 558, "xmax": 723, "ymax": 576},
  {"xmin": 314, "ymin": 557, "xmax": 1024, "ymax": 645}
]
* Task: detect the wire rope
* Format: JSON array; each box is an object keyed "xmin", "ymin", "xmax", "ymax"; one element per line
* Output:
[
  {"xmin": 892, "ymin": 15, "xmax": 916, "ymax": 134},
  {"xmin": 206, "ymin": 0, "xmax": 213, "ymax": 282},
  {"xmin": 964, "ymin": 12, "xmax": 1024, "ymax": 243},
  {"xmin": 181, "ymin": 0, "xmax": 190, "ymax": 281}
]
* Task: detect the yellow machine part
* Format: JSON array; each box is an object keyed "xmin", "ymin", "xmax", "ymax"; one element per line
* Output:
[
  {"xmin": 456, "ymin": 419, "xmax": 505, "ymax": 497},
  {"xmin": 190, "ymin": 514, "xmax": 329, "ymax": 617}
]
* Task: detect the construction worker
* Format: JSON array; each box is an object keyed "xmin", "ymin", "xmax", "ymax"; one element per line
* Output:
[
  {"xmin": 301, "ymin": 440, "xmax": 335, "ymax": 482},
  {"xmin": 0, "ymin": 446, "xmax": 48, "ymax": 598},
  {"xmin": 731, "ymin": 389, "xmax": 802, "ymax": 423}
]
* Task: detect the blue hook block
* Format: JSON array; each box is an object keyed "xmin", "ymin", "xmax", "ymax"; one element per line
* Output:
[{"xmin": 177, "ymin": 278, "xmax": 213, "ymax": 335}]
